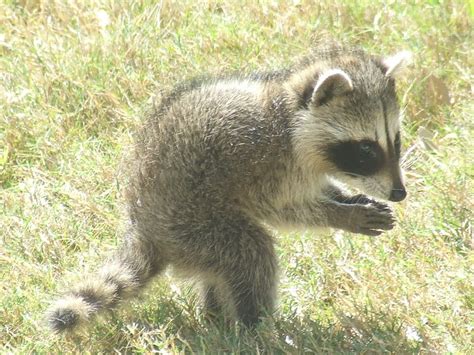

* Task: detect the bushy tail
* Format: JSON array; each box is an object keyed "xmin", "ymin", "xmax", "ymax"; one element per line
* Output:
[{"xmin": 47, "ymin": 237, "xmax": 164, "ymax": 333}]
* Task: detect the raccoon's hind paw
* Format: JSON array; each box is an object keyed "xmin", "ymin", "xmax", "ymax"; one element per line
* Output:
[{"xmin": 47, "ymin": 295, "xmax": 92, "ymax": 333}]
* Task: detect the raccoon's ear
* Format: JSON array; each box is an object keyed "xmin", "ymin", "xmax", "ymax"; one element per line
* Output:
[
  {"xmin": 381, "ymin": 51, "xmax": 412, "ymax": 78},
  {"xmin": 312, "ymin": 69, "xmax": 353, "ymax": 106}
]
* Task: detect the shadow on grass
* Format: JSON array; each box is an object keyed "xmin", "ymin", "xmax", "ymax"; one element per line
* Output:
[
  {"xmin": 73, "ymin": 292, "xmax": 424, "ymax": 354},
  {"xmin": 271, "ymin": 313, "xmax": 423, "ymax": 354}
]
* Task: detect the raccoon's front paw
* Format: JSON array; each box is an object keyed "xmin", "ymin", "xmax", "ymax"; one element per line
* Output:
[{"xmin": 348, "ymin": 202, "xmax": 395, "ymax": 236}]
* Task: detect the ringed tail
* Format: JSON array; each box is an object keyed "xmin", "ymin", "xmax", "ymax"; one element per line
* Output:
[{"xmin": 47, "ymin": 239, "xmax": 162, "ymax": 332}]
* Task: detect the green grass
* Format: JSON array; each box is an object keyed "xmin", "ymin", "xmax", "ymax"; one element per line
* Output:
[{"xmin": 1, "ymin": 0, "xmax": 472, "ymax": 353}]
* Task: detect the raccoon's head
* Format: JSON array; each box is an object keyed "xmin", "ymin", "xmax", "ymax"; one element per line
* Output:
[{"xmin": 292, "ymin": 50, "xmax": 411, "ymax": 202}]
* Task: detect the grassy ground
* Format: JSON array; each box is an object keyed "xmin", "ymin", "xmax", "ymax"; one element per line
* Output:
[{"xmin": 1, "ymin": 0, "xmax": 472, "ymax": 353}]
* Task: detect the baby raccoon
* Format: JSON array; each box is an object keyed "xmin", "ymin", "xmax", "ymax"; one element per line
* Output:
[{"xmin": 47, "ymin": 45, "xmax": 411, "ymax": 332}]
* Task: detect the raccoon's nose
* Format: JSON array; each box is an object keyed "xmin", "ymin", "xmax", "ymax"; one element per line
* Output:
[{"xmin": 389, "ymin": 188, "xmax": 407, "ymax": 202}]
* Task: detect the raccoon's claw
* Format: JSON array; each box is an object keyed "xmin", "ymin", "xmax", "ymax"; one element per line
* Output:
[
  {"xmin": 349, "ymin": 202, "xmax": 395, "ymax": 236},
  {"xmin": 344, "ymin": 194, "xmax": 390, "ymax": 210},
  {"xmin": 341, "ymin": 194, "xmax": 374, "ymax": 205},
  {"xmin": 357, "ymin": 228, "xmax": 384, "ymax": 237}
]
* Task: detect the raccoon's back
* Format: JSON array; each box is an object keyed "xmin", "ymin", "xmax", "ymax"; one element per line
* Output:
[{"xmin": 125, "ymin": 80, "xmax": 291, "ymax": 223}]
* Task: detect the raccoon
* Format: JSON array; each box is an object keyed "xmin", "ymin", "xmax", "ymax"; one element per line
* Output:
[{"xmin": 47, "ymin": 45, "xmax": 411, "ymax": 332}]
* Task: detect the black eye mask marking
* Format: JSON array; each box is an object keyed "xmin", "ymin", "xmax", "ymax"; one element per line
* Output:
[{"xmin": 326, "ymin": 139, "xmax": 385, "ymax": 176}]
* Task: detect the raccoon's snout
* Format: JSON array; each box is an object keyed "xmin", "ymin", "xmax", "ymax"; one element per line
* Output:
[{"xmin": 389, "ymin": 187, "xmax": 406, "ymax": 202}]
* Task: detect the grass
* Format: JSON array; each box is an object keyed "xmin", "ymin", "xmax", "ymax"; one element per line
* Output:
[{"xmin": 1, "ymin": 0, "xmax": 472, "ymax": 353}]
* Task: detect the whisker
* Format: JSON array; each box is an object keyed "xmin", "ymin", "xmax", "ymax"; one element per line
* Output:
[{"xmin": 401, "ymin": 143, "xmax": 418, "ymax": 165}]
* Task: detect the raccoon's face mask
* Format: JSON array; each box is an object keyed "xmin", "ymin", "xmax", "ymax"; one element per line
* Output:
[{"xmin": 327, "ymin": 137, "xmax": 406, "ymax": 202}]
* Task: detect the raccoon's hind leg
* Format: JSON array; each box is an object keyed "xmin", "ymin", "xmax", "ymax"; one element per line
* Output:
[
  {"xmin": 205, "ymin": 214, "xmax": 278, "ymax": 327},
  {"xmin": 199, "ymin": 282, "xmax": 222, "ymax": 317},
  {"xmin": 47, "ymin": 228, "xmax": 167, "ymax": 332},
  {"xmin": 224, "ymin": 248, "xmax": 277, "ymax": 328}
]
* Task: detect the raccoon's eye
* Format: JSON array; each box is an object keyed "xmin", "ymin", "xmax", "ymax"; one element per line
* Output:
[
  {"xmin": 358, "ymin": 141, "xmax": 377, "ymax": 162},
  {"xmin": 326, "ymin": 139, "xmax": 384, "ymax": 176}
]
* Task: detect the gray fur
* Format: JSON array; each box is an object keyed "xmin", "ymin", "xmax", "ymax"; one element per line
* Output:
[{"xmin": 47, "ymin": 44, "xmax": 409, "ymax": 332}]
